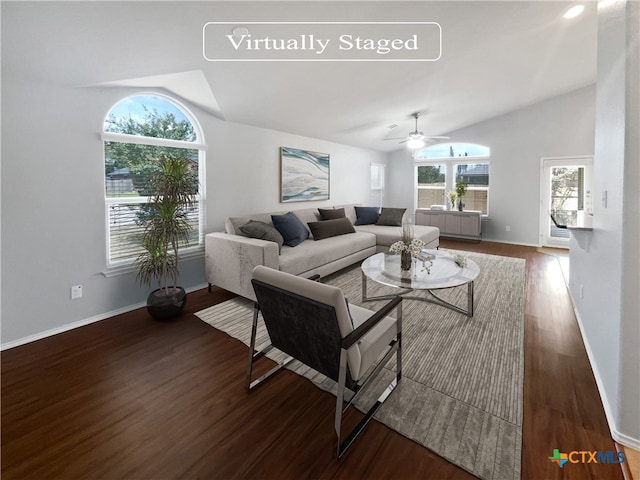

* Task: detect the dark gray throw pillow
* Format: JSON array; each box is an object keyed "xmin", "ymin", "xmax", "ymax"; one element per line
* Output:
[
  {"xmin": 354, "ymin": 206, "xmax": 380, "ymax": 225},
  {"xmin": 271, "ymin": 212, "xmax": 309, "ymax": 247},
  {"xmin": 239, "ymin": 220, "xmax": 285, "ymax": 251},
  {"xmin": 307, "ymin": 217, "xmax": 356, "ymax": 240},
  {"xmin": 376, "ymin": 207, "xmax": 406, "ymax": 226},
  {"xmin": 318, "ymin": 207, "xmax": 346, "ymax": 220}
]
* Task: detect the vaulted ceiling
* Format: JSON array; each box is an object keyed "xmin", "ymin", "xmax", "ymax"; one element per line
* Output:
[{"xmin": 2, "ymin": 1, "xmax": 598, "ymax": 152}]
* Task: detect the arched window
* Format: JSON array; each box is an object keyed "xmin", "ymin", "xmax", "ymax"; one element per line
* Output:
[
  {"xmin": 103, "ymin": 94, "xmax": 206, "ymax": 266},
  {"xmin": 414, "ymin": 143, "xmax": 490, "ymax": 215},
  {"xmin": 415, "ymin": 142, "xmax": 490, "ymax": 160}
]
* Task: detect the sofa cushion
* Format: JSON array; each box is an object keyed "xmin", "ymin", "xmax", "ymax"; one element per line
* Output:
[
  {"xmin": 292, "ymin": 208, "xmax": 321, "ymax": 237},
  {"xmin": 271, "ymin": 212, "xmax": 309, "ymax": 247},
  {"xmin": 307, "ymin": 217, "xmax": 356, "ymax": 240},
  {"xmin": 355, "ymin": 224, "xmax": 440, "ymax": 247},
  {"xmin": 376, "ymin": 207, "xmax": 406, "ymax": 226},
  {"xmin": 226, "ymin": 211, "xmax": 283, "ymax": 236},
  {"xmin": 239, "ymin": 220, "xmax": 284, "ymax": 251},
  {"xmin": 355, "ymin": 206, "xmax": 380, "ymax": 225},
  {"xmin": 318, "ymin": 207, "xmax": 346, "ymax": 220},
  {"xmin": 335, "ymin": 205, "xmax": 358, "ymax": 225},
  {"xmin": 354, "ymin": 225, "xmax": 403, "ymax": 247},
  {"xmin": 279, "ymin": 231, "xmax": 376, "ymax": 275}
]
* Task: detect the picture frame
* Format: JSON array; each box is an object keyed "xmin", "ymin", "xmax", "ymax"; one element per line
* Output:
[{"xmin": 280, "ymin": 147, "xmax": 330, "ymax": 203}]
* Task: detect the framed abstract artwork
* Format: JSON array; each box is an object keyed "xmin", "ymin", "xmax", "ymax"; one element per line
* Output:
[{"xmin": 280, "ymin": 147, "xmax": 330, "ymax": 203}]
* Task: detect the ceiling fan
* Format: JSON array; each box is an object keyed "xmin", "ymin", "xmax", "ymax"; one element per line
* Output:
[{"xmin": 384, "ymin": 112, "xmax": 449, "ymax": 149}]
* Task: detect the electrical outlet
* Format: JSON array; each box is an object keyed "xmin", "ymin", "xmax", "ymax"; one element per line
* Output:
[
  {"xmin": 580, "ymin": 284, "xmax": 584, "ymax": 299},
  {"xmin": 71, "ymin": 285, "xmax": 83, "ymax": 299},
  {"xmin": 506, "ymin": 225, "xmax": 511, "ymax": 232}
]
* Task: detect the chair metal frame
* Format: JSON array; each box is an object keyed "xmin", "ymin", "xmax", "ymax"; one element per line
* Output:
[{"xmin": 246, "ymin": 277, "xmax": 402, "ymax": 458}]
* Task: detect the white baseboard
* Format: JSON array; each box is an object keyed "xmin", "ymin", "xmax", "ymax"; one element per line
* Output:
[
  {"xmin": 616, "ymin": 431, "xmax": 640, "ymax": 451},
  {"xmin": 1, "ymin": 302, "xmax": 146, "ymax": 351},
  {"xmin": 570, "ymin": 292, "xmax": 640, "ymax": 451},
  {"xmin": 1, "ymin": 283, "xmax": 209, "ymax": 351},
  {"xmin": 477, "ymin": 238, "xmax": 541, "ymax": 248}
]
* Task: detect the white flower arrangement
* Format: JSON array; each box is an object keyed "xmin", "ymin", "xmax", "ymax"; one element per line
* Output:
[
  {"xmin": 447, "ymin": 190, "xmax": 457, "ymax": 206},
  {"xmin": 389, "ymin": 238, "xmax": 426, "ymax": 255}
]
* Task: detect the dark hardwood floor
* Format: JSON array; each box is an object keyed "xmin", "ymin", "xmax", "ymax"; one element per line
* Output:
[{"xmin": 1, "ymin": 240, "xmax": 623, "ymax": 479}]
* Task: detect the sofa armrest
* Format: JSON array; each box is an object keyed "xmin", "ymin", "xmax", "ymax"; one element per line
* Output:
[{"xmin": 205, "ymin": 232, "xmax": 279, "ymax": 301}]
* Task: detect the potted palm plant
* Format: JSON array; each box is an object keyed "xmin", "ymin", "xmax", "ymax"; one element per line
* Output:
[{"xmin": 135, "ymin": 154, "xmax": 199, "ymax": 320}]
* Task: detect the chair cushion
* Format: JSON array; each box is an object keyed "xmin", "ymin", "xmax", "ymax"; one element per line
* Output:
[
  {"xmin": 252, "ymin": 265, "xmax": 363, "ymax": 380},
  {"xmin": 345, "ymin": 303, "xmax": 398, "ymax": 381},
  {"xmin": 307, "ymin": 217, "xmax": 356, "ymax": 240},
  {"xmin": 272, "ymin": 212, "xmax": 310, "ymax": 247},
  {"xmin": 252, "ymin": 265, "xmax": 397, "ymax": 383}
]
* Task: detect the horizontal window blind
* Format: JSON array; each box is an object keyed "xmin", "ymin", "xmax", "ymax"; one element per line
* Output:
[{"xmin": 107, "ymin": 202, "xmax": 201, "ymax": 264}]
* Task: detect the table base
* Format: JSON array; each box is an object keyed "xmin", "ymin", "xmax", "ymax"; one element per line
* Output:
[{"xmin": 361, "ymin": 272, "xmax": 475, "ymax": 317}]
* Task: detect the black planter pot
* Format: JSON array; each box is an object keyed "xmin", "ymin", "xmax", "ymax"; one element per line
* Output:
[{"xmin": 146, "ymin": 287, "xmax": 187, "ymax": 320}]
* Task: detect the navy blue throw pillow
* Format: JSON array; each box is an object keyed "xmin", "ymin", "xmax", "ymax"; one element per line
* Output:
[
  {"xmin": 354, "ymin": 206, "xmax": 380, "ymax": 225},
  {"xmin": 271, "ymin": 212, "xmax": 309, "ymax": 247}
]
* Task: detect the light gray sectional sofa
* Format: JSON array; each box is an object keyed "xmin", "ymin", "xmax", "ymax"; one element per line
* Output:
[{"xmin": 205, "ymin": 204, "xmax": 439, "ymax": 301}]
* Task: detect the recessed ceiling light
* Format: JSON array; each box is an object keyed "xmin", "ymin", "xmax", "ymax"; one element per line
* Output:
[{"xmin": 563, "ymin": 5, "xmax": 585, "ymax": 19}]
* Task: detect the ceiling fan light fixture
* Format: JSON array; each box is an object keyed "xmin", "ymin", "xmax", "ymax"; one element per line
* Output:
[{"xmin": 407, "ymin": 137, "xmax": 426, "ymax": 149}]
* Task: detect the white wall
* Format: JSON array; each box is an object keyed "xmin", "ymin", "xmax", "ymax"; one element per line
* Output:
[
  {"xmin": 0, "ymin": 77, "xmax": 386, "ymax": 347},
  {"xmin": 569, "ymin": 0, "xmax": 640, "ymax": 449},
  {"xmin": 200, "ymin": 114, "xmax": 387, "ymax": 232},
  {"xmin": 388, "ymin": 85, "xmax": 596, "ymax": 245}
]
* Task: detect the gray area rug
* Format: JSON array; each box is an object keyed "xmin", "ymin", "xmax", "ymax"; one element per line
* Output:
[{"xmin": 195, "ymin": 250, "xmax": 525, "ymax": 480}]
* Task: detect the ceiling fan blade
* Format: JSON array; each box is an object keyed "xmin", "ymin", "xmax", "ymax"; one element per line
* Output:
[
  {"xmin": 381, "ymin": 112, "xmax": 450, "ymax": 144},
  {"xmin": 383, "ymin": 136, "xmax": 410, "ymax": 141}
]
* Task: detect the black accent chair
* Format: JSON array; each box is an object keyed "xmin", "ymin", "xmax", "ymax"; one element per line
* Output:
[{"xmin": 247, "ymin": 265, "xmax": 402, "ymax": 458}]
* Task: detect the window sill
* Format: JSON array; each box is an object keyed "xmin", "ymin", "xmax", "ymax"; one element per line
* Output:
[{"xmin": 101, "ymin": 247, "xmax": 205, "ymax": 278}]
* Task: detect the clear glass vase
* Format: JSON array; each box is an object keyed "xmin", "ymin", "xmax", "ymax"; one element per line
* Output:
[
  {"xmin": 402, "ymin": 218, "xmax": 414, "ymax": 243},
  {"xmin": 401, "ymin": 251, "xmax": 412, "ymax": 271}
]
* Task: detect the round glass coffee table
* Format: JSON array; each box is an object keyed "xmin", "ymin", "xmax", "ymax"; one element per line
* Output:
[{"xmin": 361, "ymin": 249, "xmax": 480, "ymax": 317}]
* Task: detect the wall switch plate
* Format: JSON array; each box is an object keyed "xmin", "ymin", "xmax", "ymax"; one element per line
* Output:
[{"xmin": 71, "ymin": 285, "xmax": 83, "ymax": 299}]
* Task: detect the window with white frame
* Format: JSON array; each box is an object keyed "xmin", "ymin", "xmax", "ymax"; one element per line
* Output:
[
  {"xmin": 415, "ymin": 143, "xmax": 490, "ymax": 215},
  {"xmin": 416, "ymin": 164, "xmax": 446, "ymax": 207},
  {"xmin": 370, "ymin": 163, "xmax": 385, "ymax": 207},
  {"xmin": 103, "ymin": 94, "xmax": 206, "ymax": 266}
]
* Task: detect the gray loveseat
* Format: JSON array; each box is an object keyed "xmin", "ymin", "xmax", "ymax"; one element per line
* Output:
[{"xmin": 205, "ymin": 204, "xmax": 439, "ymax": 301}]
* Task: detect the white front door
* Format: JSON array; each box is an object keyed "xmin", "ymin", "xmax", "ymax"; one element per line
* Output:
[{"xmin": 540, "ymin": 157, "xmax": 593, "ymax": 248}]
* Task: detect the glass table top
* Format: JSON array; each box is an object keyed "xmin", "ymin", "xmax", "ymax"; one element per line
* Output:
[{"xmin": 361, "ymin": 249, "xmax": 480, "ymax": 290}]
